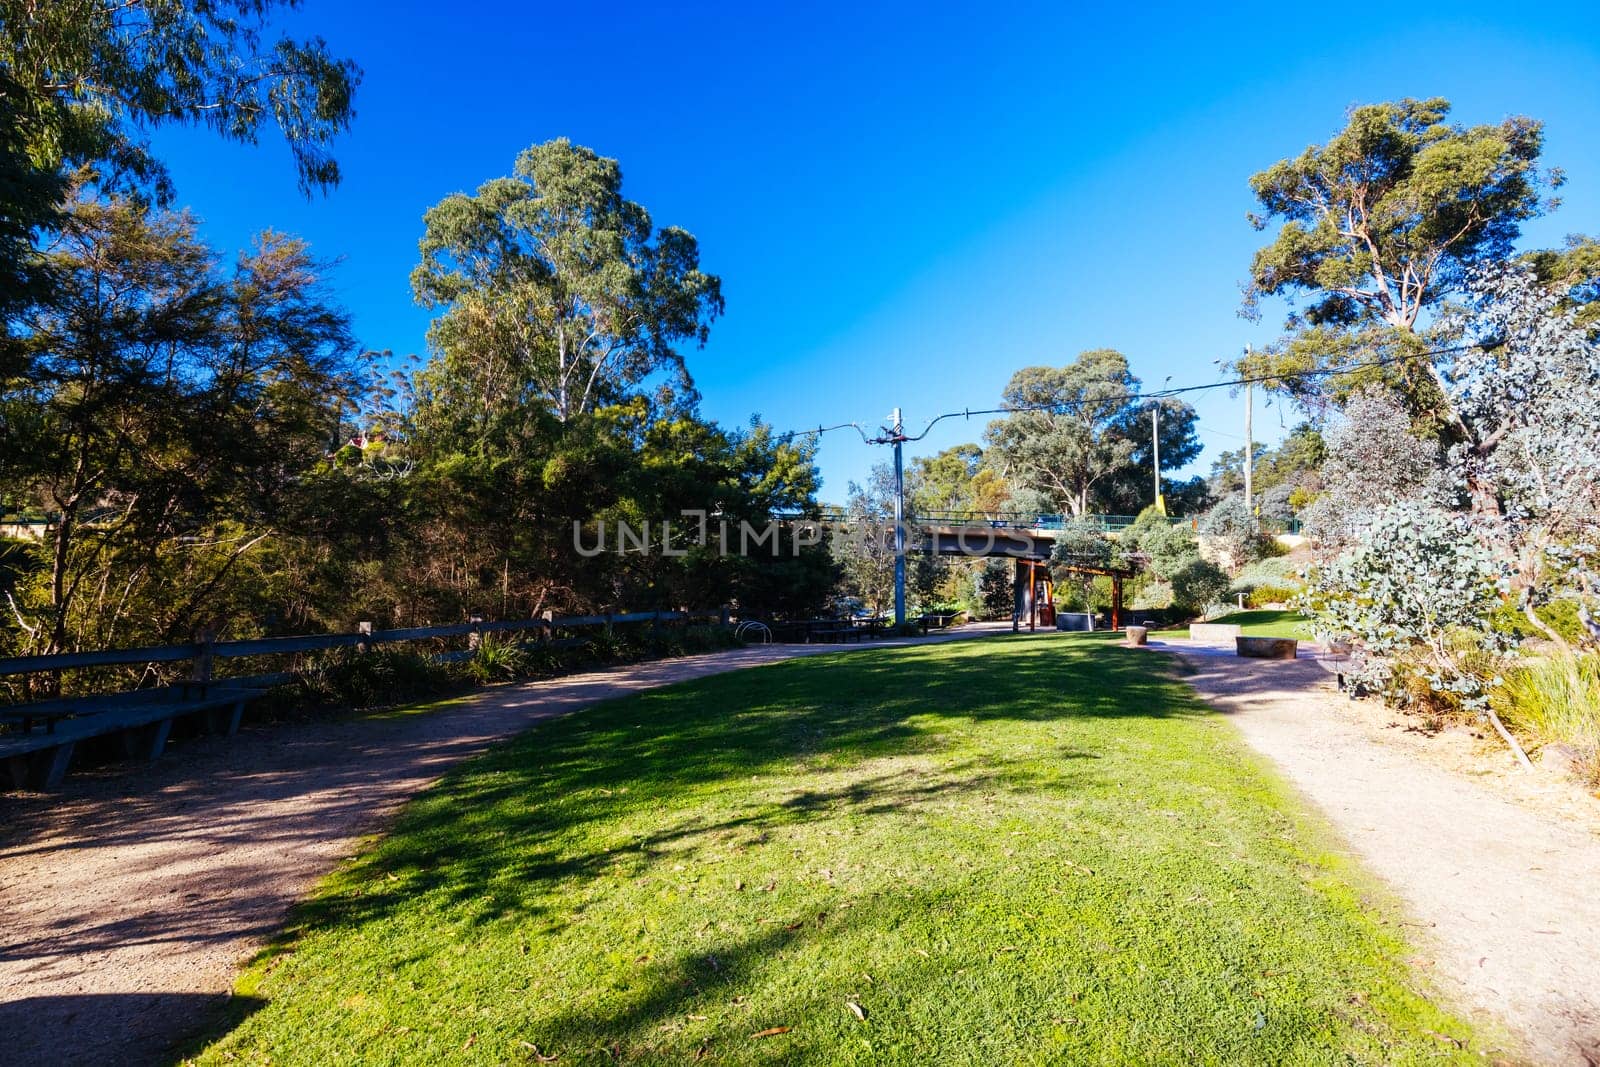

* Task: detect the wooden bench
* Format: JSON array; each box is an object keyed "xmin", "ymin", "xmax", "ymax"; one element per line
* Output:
[{"xmin": 1, "ymin": 684, "xmax": 266, "ymax": 791}]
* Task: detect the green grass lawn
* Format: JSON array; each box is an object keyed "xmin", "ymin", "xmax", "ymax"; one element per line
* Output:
[
  {"xmin": 1219, "ymin": 609, "xmax": 1316, "ymax": 640},
  {"xmin": 195, "ymin": 635, "xmax": 1478, "ymax": 1065}
]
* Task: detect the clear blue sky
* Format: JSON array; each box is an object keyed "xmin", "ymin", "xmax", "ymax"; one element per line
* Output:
[{"xmin": 148, "ymin": 1, "xmax": 1600, "ymax": 499}]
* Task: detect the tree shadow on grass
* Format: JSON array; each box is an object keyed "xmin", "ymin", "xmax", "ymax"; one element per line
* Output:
[
  {"xmin": 219, "ymin": 639, "xmax": 1216, "ymax": 1047},
  {"xmin": 261, "ymin": 639, "xmax": 1196, "ymax": 924}
]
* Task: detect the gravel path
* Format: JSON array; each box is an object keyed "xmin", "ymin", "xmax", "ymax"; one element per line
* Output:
[
  {"xmin": 1153, "ymin": 639, "xmax": 1600, "ymax": 1067},
  {"xmin": 0, "ymin": 626, "xmax": 1008, "ymax": 1066}
]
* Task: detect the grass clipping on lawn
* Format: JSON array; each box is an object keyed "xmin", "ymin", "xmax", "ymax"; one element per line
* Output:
[{"xmin": 198, "ymin": 635, "xmax": 1479, "ymax": 1065}]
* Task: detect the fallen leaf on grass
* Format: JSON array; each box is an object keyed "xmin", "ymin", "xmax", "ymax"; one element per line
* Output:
[
  {"xmin": 845, "ymin": 1001, "xmax": 867, "ymax": 1022},
  {"xmin": 751, "ymin": 1026, "xmax": 792, "ymax": 1039},
  {"xmin": 516, "ymin": 1041, "xmax": 559, "ymax": 1063},
  {"xmin": 911, "ymin": 948, "xmax": 930, "ymax": 958},
  {"xmin": 462, "ymin": 1033, "xmax": 477, "ymax": 1050}
]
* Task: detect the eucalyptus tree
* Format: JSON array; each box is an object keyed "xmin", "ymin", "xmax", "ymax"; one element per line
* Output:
[
  {"xmin": 0, "ymin": 0, "xmax": 361, "ymax": 199},
  {"xmin": 410, "ymin": 139, "xmax": 724, "ymax": 435},
  {"xmin": 1300, "ymin": 389, "xmax": 1445, "ymax": 545},
  {"xmin": 985, "ymin": 349, "xmax": 1199, "ymax": 516},
  {"xmin": 1240, "ymin": 98, "xmax": 1558, "ymax": 429},
  {"xmin": 1523, "ymin": 235, "xmax": 1600, "ymax": 335}
]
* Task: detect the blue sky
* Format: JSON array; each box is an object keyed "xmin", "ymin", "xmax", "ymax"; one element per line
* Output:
[{"xmin": 148, "ymin": 1, "xmax": 1600, "ymax": 498}]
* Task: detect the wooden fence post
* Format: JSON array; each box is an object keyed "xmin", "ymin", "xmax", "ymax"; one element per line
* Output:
[
  {"xmin": 467, "ymin": 614, "xmax": 484, "ymax": 653},
  {"xmin": 191, "ymin": 625, "xmax": 216, "ymax": 694},
  {"xmin": 357, "ymin": 621, "xmax": 373, "ymax": 654}
]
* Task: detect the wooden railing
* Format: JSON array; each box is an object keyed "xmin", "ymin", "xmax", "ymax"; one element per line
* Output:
[{"xmin": 0, "ymin": 609, "xmax": 731, "ymax": 684}]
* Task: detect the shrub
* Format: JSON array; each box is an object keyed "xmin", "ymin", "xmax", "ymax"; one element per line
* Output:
[
  {"xmin": 1131, "ymin": 579, "xmax": 1174, "ymax": 611},
  {"xmin": 1243, "ymin": 585, "xmax": 1300, "ymax": 608},
  {"xmin": 1229, "ymin": 557, "xmax": 1306, "ymax": 607},
  {"xmin": 1136, "ymin": 521, "xmax": 1203, "ymax": 583},
  {"xmin": 1492, "ymin": 652, "xmax": 1600, "ymax": 786},
  {"xmin": 467, "ymin": 633, "xmax": 528, "ymax": 683},
  {"xmin": 976, "ymin": 558, "xmax": 1014, "ymax": 620},
  {"xmin": 297, "ymin": 646, "xmax": 461, "ymax": 709},
  {"xmin": 1199, "ymin": 494, "xmax": 1267, "ymax": 574},
  {"xmin": 680, "ymin": 624, "xmax": 741, "ymax": 654},
  {"xmin": 1170, "ymin": 557, "xmax": 1229, "ymax": 616}
]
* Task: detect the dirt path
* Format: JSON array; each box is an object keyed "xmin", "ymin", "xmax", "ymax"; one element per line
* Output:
[
  {"xmin": 1153, "ymin": 639, "xmax": 1600, "ymax": 1067},
  {"xmin": 0, "ymin": 625, "xmax": 1008, "ymax": 1067}
]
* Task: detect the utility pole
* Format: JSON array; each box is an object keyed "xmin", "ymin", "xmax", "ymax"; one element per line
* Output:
[
  {"xmin": 1241, "ymin": 379, "xmax": 1254, "ymax": 511},
  {"xmin": 890, "ymin": 408, "xmax": 907, "ymax": 628},
  {"xmin": 1151, "ymin": 403, "xmax": 1162, "ymax": 512}
]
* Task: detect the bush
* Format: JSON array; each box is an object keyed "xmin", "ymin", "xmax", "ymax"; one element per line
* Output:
[
  {"xmin": 467, "ymin": 633, "xmax": 528, "ymax": 683},
  {"xmin": 680, "ymin": 624, "xmax": 742, "ymax": 654},
  {"xmin": 1229, "ymin": 557, "xmax": 1306, "ymax": 607},
  {"xmin": 975, "ymin": 558, "xmax": 1014, "ymax": 620},
  {"xmin": 1199, "ymin": 494, "xmax": 1267, "ymax": 574},
  {"xmin": 1136, "ymin": 522, "xmax": 1203, "ymax": 583},
  {"xmin": 1492, "ymin": 652, "xmax": 1600, "ymax": 785},
  {"xmin": 1170, "ymin": 558, "xmax": 1229, "ymax": 616},
  {"xmin": 1131, "ymin": 579, "xmax": 1174, "ymax": 611},
  {"xmin": 296, "ymin": 646, "xmax": 461, "ymax": 709},
  {"xmin": 1243, "ymin": 584, "xmax": 1301, "ymax": 608}
]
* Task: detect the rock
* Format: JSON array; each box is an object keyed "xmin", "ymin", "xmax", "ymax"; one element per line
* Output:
[{"xmin": 1235, "ymin": 636, "xmax": 1298, "ymax": 660}]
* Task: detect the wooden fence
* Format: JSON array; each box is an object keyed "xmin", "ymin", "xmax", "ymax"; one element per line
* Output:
[{"xmin": 0, "ymin": 609, "xmax": 731, "ymax": 687}]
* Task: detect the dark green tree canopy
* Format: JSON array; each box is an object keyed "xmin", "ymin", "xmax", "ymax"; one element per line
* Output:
[
  {"xmin": 986, "ymin": 349, "xmax": 1200, "ymax": 516},
  {"xmin": 1523, "ymin": 234, "xmax": 1600, "ymax": 335},
  {"xmin": 0, "ymin": 0, "xmax": 361, "ymax": 199},
  {"xmin": 411, "ymin": 139, "xmax": 724, "ymax": 429},
  {"xmin": 1245, "ymin": 97, "xmax": 1554, "ymax": 333}
]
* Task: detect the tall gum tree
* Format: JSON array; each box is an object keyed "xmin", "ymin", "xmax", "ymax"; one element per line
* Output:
[
  {"xmin": 410, "ymin": 139, "xmax": 724, "ymax": 432},
  {"xmin": 985, "ymin": 350, "xmax": 1200, "ymax": 517},
  {"xmin": 1240, "ymin": 97, "xmax": 1558, "ymax": 437}
]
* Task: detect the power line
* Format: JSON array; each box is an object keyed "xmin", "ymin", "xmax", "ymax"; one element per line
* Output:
[
  {"xmin": 897, "ymin": 340, "xmax": 1491, "ymax": 442},
  {"xmin": 768, "ymin": 338, "xmax": 1494, "ymax": 447}
]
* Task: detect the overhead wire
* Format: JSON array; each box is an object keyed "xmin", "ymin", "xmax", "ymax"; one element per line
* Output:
[{"xmin": 767, "ymin": 338, "xmax": 1496, "ymax": 448}]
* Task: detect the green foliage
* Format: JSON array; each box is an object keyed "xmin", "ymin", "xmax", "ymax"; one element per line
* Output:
[
  {"xmin": 0, "ymin": 1, "xmax": 360, "ymax": 198},
  {"xmin": 3, "ymin": 196, "xmax": 360, "ymax": 664},
  {"xmin": 1301, "ymin": 504, "xmax": 1510, "ymax": 707},
  {"xmin": 197, "ymin": 639, "xmax": 1480, "ymax": 1064},
  {"xmin": 1122, "ymin": 509, "xmax": 1206, "ymax": 588},
  {"xmin": 295, "ymin": 647, "xmax": 461, "ymax": 710},
  {"xmin": 410, "ymin": 139, "xmax": 722, "ymax": 427},
  {"xmin": 1207, "ymin": 424, "xmax": 1326, "ymax": 505},
  {"xmin": 1228, "ymin": 557, "xmax": 1306, "ymax": 608},
  {"xmin": 985, "ymin": 351, "xmax": 1199, "ymax": 516},
  {"xmin": 975, "ymin": 558, "xmax": 1014, "ymax": 620},
  {"xmin": 1199, "ymin": 494, "xmax": 1268, "ymax": 575},
  {"xmin": 466, "ymin": 633, "xmax": 528, "ymax": 683},
  {"xmin": 1241, "ymin": 98, "xmax": 1558, "ymax": 425},
  {"xmin": 1247, "ymin": 97, "xmax": 1551, "ymax": 331},
  {"xmin": 1170, "ymin": 557, "xmax": 1230, "ymax": 615},
  {"xmin": 1521, "ymin": 233, "xmax": 1600, "ymax": 335},
  {"xmin": 1492, "ymin": 652, "xmax": 1600, "ymax": 785}
]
